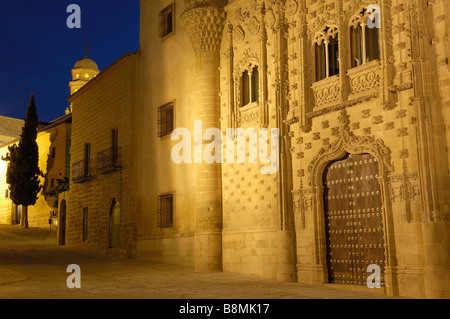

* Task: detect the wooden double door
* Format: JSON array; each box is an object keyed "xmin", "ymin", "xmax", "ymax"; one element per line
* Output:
[{"xmin": 323, "ymin": 153, "xmax": 385, "ymax": 286}]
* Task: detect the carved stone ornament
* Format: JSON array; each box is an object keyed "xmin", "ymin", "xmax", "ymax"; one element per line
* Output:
[
  {"xmin": 285, "ymin": 0, "xmax": 299, "ymax": 17},
  {"xmin": 389, "ymin": 170, "xmax": 421, "ymax": 222},
  {"xmin": 390, "ymin": 172, "xmax": 420, "ymax": 202},
  {"xmin": 247, "ymin": 16, "xmax": 260, "ymax": 36},
  {"xmin": 292, "ymin": 188, "xmax": 310, "ymax": 229},
  {"xmin": 181, "ymin": 6, "xmax": 227, "ymax": 53},
  {"xmin": 234, "ymin": 25, "xmax": 245, "ymax": 44},
  {"xmin": 307, "ymin": 109, "xmax": 393, "ymax": 187},
  {"xmin": 264, "ymin": 9, "xmax": 275, "ymax": 28}
]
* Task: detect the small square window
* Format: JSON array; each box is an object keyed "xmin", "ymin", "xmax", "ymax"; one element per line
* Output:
[
  {"xmin": 159, "ymin": 3, "xmax": 174, "ymax": 38},
  {"xmin": 158, "ymin": 194, "xmax": 174, "ymax": 228},
  {"xmin": 158, "ymin": 102, "xmax": 174, "ymax": 137}
]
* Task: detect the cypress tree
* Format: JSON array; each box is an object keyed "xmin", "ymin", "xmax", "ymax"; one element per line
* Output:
[{"xmin": 2, "ymin": 94, "xmax": 42, "ymax": 228}]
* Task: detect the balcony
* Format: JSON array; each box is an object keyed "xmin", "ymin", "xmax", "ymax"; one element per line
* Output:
[
  {"xmin": 347, "ymin": 59, "xmax": 381, "ymax": 99},
  {"xmin": 72, "ymin": 160, "xmax": 92, "ymax": 183},
  {"xmin": 311, "ymin": 75, "xmax": 341, "ymax": 109},
  {"xmin": 97, "ymin": 147, "xmax": 121, "ymax": 174},
  {"xmin": 237, "ymin": 101, "xmax": 259, "ymax": 127}
]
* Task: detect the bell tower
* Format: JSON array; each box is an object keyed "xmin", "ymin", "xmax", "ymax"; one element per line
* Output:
[
  {"xmin": 68, "ymin": 42, "xmax": 100, "ymax": 113},
  {"xmin": 69, "ymin": 57, "xmax": 100, "ymax": 95},
  {"xmin": 69, "ymin": 56, "xmax": 100, "ymax": 96}
]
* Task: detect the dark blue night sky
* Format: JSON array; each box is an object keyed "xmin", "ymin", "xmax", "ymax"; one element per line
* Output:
[{"xmin": 0, "ymin": 1, "xmax": 140, "ymax": 123}]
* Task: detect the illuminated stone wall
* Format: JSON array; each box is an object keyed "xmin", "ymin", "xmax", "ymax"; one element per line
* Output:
[
  {"xmin": 0, "ymin": 120, "xmax": 71, "ymax": 228},
  {"xmin": 0, "ymin": 144, "xmax": 13, "ymax": 225},
  {"xmin": 214, "ymin": 0, "xmax": 449, "ymax": 298},
  {"xmin": 136, "ymin": 0, "xmax": 198, "ymax": 267},
  {"xmin": 62, "ymin": 0, "xmax": 449, "ymax": 298},
  {"xmin": 67, "ymin": 53, "xmax": 140, "ymax": 257}
]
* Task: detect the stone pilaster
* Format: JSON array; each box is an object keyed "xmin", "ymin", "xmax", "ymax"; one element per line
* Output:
[{"xmin": 181, "ymin": 0, "xmax": 227, "ymax": 272}]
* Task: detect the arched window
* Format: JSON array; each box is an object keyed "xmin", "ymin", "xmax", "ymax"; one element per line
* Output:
[
  {"xmin": 251, "ymin": 66, "xmax": 259, "ymax": 103},
  {"xmin": 109, "ymin": 199, "xmax": 121, "ymax": 248},
  {"xmin": 314, "ymin": 27, "xmax": 339, "ymax": 82},
  {"xmin": 241, "ymin": 65, "xmax": 259, "ymax": 107},
  {"xmin": 350, "ymin": 8, "xmax": 380, "ymax": 68},
  {"xmin": 242, "ymin": 70, "xmax": 250, "ymax": 106}
]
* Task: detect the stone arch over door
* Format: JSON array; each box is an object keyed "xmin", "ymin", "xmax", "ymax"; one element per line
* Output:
[
  {"xmin": 306, "ymin": 110, "xmax": 398, "ymax": 295},
  {"xmin": 109, "ymin": 199, "xmax": 121, "ymax": 248}
]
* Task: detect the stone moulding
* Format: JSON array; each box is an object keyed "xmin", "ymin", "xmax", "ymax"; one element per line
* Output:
[
  {"xmin": 307, "ymin": 109, "xmax": 393, "ymax": 187},
  {"xmin": 305, "ymin": 92, "xmax": 379, "ymax": 119},
  {"xmin": 184, "ymin": 0, "xmax": 228, "ymax": 10},
  {"xmin": 389, "ymin": 82, "xmax": 413, "ymax": 93}
]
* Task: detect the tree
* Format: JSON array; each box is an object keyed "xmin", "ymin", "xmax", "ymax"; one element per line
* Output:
[
  {"xmin": 43, "ymin": 175, "xmax": 70, "ymax": 207},
  {"xmin": 2, "ymin": 94, "xmax": 42, "ymax": 228}
]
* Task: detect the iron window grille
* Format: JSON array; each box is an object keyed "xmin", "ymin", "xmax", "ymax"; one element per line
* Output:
[
  {"xmin": 72, "ymin": 143, "xmax": 92, "ymax": 182},
  {"xmin": 157, "ymin": 193, "xmax": 174, "ymax": 228},
  {"xmin": 158, "ymin": 102, "xmax": 174, "ymax": 137},
  {"xmin": 82, "ymin": 207, "xmax": 88, "ymax": 241},
  {"xmin": 97, "ymin": 129, "xmax": 120, "ymax": 173},
  {"xmin": 159, "ymin": 3, "xmax": 174, "ymax": 38}
]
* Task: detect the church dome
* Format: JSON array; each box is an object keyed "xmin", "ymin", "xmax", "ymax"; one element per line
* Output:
[
  {"xmin": 69, "ymin": 56, "xmax": 100, "ymax": 96},
  {"xmin": 73, "ymin": 57, "xmax": 99, "ymax": 72}
]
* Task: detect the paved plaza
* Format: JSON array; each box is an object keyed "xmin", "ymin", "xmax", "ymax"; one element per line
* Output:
[{"xmin": 0, "ymin": 224, "xmax": 404, "ymax": 300}]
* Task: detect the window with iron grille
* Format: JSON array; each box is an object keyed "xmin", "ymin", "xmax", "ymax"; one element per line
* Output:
[
  {"xmin": 159, "ymin": 3, "xmax": 174, "ymax": 38},
  {"xmin": 84, "ymin": 143, "xmax": 91, "ymax": 176},
  {"xmin": 158, "ymin": 102, "xmax": 174, "ymax": 137},
  {"xmin": 158, "ymin": 193, "xmax": 174, "ymax": 228},
  {"xmin": 82, "ymin": 207, "xmax": 88, "ymax": 241},
  {"xmin": 112, "ymin": 128, "xmax": 118, "ymax": 166}
]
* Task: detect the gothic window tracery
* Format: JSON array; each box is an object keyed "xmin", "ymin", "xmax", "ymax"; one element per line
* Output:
[
  {"xmin": 314, "ymin": 27, "xmax": 339, "ymax": 82},
  {"xmin": 241, "ymin": 65, "xmax": 259, "ymax": 107},
  {"xmin": 349, "ymin": 8, "xmax": 380, "ymax": 68}
]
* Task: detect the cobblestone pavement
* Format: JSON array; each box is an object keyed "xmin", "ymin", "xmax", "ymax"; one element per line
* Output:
[{"xmin": 0, "ymin": 225, "xmax": 406, "ymax": 300}]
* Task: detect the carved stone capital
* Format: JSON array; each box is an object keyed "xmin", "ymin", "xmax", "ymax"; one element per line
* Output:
[{"xmin": 181, "ymin": 3, "xmax": 228, "ymax": 54}]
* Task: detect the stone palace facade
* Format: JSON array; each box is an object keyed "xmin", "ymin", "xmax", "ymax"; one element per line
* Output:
[{"xmin": 3, "ymin": 0, "xmax": 447, "ymax": 299}]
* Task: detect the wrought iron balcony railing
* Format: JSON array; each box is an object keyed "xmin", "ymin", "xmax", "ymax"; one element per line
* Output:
[
  {"xmin": 97, "ymin": 147, "xmax": 120, "ymax": 174},
  {"xmin": 72, "ymin": 160, "xmax": 92, "ymax": 183}
]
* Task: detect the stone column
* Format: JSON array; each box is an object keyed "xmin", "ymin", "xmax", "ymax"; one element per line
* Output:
[{"xmin": 181, "ymin": 0, "xmax": 227, "ymax": 272}]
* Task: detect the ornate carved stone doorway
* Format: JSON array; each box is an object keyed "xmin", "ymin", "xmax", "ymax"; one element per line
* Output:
[{"xmin": 302, "ymin": 110, "xmax": 398, "ymax": 294}]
